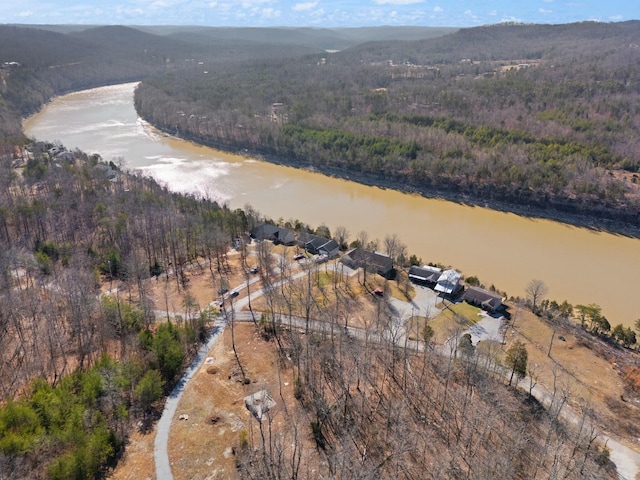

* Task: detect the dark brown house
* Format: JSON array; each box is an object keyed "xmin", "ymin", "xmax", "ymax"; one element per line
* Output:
[
  {"xmin": 408, "ymin": 265, "xmax": 442, "ymax": 286},
  {"xmin": 297, "ymin": 232, "xmax": 340, "ymax": 258}
]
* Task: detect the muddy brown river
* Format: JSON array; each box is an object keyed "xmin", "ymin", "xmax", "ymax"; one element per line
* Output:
[{"xmin": 24, "ymin": 83, "xmax": 640, "ymax": 327}]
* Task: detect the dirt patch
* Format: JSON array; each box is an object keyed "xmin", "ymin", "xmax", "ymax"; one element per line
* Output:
[
  {"xmin": 108, "ymin": 428, "xmax": 155, "ymax": 480},
  {"xmin": 146, "ymin": 251, "xmax": 252, "ymax": 319},
  {"xmin": 167, "ymin": 322, "xmax": 319, "ymax": 479},
  {"xmin": 503, "ymin": 306, "xmax": 640, "ymax": 443},
  {"xmin": 109, "ymin": 250, "xmax": 640, "ymax": 477}
]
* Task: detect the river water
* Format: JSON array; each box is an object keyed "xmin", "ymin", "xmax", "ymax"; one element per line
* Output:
[{"xmin": 24, "ymin": 83, "xmax": 639, "ymax": 327}]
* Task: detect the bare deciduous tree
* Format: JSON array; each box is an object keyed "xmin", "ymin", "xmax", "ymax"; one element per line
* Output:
[
  {"xmin": 525, "ymin": 279, "xmax": 548, "ymax": 313},
  {"xmin": 333, "ymin": 225, "xmax": 349, "ymax": 250}
]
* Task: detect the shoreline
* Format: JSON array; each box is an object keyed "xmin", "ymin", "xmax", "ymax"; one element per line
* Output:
[
  {"xmin": 22, "ymin": 80, "xmax": 640, "ymax": 240},
  {"xmin": 155, "ymin": 125, "xmax": 640, "ymax": 239}
]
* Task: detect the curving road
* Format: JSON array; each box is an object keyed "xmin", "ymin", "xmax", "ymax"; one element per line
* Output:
[
  {"xmin": 153, "ymin": 263, "xmax": 640, "ymax": 480},
  {"xmin": 153, "ymin": 318, "xmax": 225, "ymax": 480}
]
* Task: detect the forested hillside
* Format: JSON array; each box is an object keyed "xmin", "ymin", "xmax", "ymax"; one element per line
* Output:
[
  {"xmin": 151, "ymin": 25, "xmax": 457, "ymax": 51},
  {"xmin": 135, "ymin": 21, "xmax": 640, "ymax": 230},
  {"xmin": 0, "ymin": 21, "xmax": 637, "ymax": 479},
  {"xmin": 0, "ymin": 145, "xmax": 251, "ymax": 478},
  {"xmin": 0, "ymin": 146, "xmax": 624, "ymax": 479},
  {"xmin": 0, "ymin": 23, "xmax": 448, "ymax": 154}
]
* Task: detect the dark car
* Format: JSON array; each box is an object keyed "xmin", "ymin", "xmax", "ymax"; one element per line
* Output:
[
  {"xmin": 229, "ymin": 290, "xmax": 239, "ymax": 298},
  {"xmin": 250, "ymin": 266, "xmax": 260, "ymax": 274},
  {"xmin": 293, "ymin": 253, "xmax": 305, "ymax": 260}
]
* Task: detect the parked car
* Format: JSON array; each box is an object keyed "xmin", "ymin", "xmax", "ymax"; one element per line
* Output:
[
  {"xmin": 217, "ymin": 287, "xmax": 228, "ymax": 295},
  {"xmin": 373, "ymin": 288, "xmax": 384, "ymax": 297},
  {"xmin": 229, "ymin": 290, "xmax": 239, "ymax": 298},
  {"xmin": 250, "ymin": 266, "xmax": 260, "ymax": 274},
  {"xmin": 293, "ymin": 253, "xmax": 305, "ymax": 260}
]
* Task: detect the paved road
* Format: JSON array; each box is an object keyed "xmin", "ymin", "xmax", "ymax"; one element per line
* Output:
[
  {"xmin": 153, "ymin": 263, "xmax": 640, "ymax": 480},
  {"xmin": 154, "ymin": 318, "xmax": 225, "ymax": 480},
  {"xmin": 153, "ymin": 258, "xmax": 355, "ymax": 479}
]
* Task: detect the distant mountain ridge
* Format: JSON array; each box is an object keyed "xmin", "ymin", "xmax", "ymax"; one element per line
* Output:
[
  {"xmin": 340, "ymin": 20, "xmax": 640, "ymax": 64},
  {"xmin": 153, "ymin": 25, "xmax": 458, "ymax": 51},
  {"xmin": 132, "ymin": 20, "xmax": 640, "ymax": 231},
  {"xmin": 0, "ymin": 23, "xmax": 455, "ymax": 146}
]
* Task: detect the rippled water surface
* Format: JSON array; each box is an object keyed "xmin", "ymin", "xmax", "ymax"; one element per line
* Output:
[{"xmin": 24, "ymin": 83, "xmax": 640, "ymax": 327}]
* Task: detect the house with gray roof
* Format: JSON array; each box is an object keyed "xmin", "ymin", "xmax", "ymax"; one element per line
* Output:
[
  {"xmin": 297, "ymin": 232, "xmax": 340, "ymax": 258},
  {"xmin": 341, "ymin": 248, "xmax": 395, "ymax": 279},
  {"xmin": 250, "ymin": 223, "xmax": 296, "ymax": 245},
  {"xmin": 462, "ymin": 287, "xmax": 503, "ymax": 313},
  {"xmin": 408, "ymin": 265, "xmax": 442, "ymax": 286},
  {"xmin": 434, "ymin": 269, "xmax": 462, "ymax": 295}
]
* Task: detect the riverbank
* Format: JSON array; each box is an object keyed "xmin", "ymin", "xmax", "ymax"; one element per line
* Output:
[
  {"xmin": 153, "ymin": 124, "xmax": 640, "ymax": 239},
  {"xmin": 269, "ymin": 154, "xmax": 640, "ymax": 239},
  {"xmin": 27, "ymin": 83, "xmax": 640, "ymax": 328}
]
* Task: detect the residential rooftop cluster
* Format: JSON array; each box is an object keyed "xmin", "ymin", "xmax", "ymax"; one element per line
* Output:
[{"xmin": 250, "ymin": 223, "xmax": 504, "ymax": 314}]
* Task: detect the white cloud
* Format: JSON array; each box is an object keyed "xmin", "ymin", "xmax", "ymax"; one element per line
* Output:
[
  {"xmin": 260, "ymin": 7, "xmax": 281, "ymax": 19},
  {"xmin": 609, "ymin": 14, "xmax": 623, "ymax": 21},
  {"xmin": 539, "ymin": 8, "xmax": 552, "ymax": 14},
  {"xmin": 433, "ymin": 6, "xmax": 443, "ymax": 13},
  {"xmin": 293, "ymin": 2, "xmax": 318, "ymax": 12},
  {"xmin": 372, "ymin": 0, "xmax": 424, "ymax": 5},
  {"xmin": 240, "ymin": 0, "xmax": 274, "ymax": 8},
  {"xmin": 149, "ymin": 0, "xmax": 189, "ymax": 8},
  {"xmin": 115, "ymin": 6, "xmax": 145, "ymax": 16},
  {"xmin": 488, "ymin": 10, "xmax": 497, "ymax": 16},
  {"xmin": 18, "ymin": 10, "xmax": 34, "ymax": 17},
  {"xmin": 305, "ymin": 7, "xmax": 325, "ymax": 22}
]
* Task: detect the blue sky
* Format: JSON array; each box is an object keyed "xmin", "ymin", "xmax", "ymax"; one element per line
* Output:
[{"xmin": 2, "ymin": 0, "xmax": 637, "ymax": 28}]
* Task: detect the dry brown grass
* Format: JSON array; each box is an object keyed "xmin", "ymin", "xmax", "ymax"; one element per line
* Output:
[
  {"xmin": 108, "ymin": 429, "xmax": 155, "ymax": 480},
  {"xmin": 109, "ymin": 249, "xmax": 640, "ymax": 477},
  {"xmin": 168, "ymin": 324, "xmax": 272, "ymax": 480},
  {"xmin": 502, "ymin": 306, "xmax": 636, "ymax": 434}
]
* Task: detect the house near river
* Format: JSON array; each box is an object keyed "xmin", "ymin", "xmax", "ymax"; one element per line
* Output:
[
  {"xmin": 297, "ymin": 232, "xmax": 340, "ymax": 258},
  {"xmin": 340, "ymin": 248, "xmax": 395, "ymax": 279},
  {"xmin": 408, "ymin": 265, "xmax": 442, "ymax": 287},
  {"xmin": 462, "ymin": 286, "xmax": 503, "ymax": 313},
  {"xmin": 250, "ymin": 224, "xmax": 296, "ymax": 245}
]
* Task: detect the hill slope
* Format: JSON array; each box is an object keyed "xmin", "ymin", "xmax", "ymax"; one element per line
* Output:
[{"xmin": 134, "ymin": 21, "xmax": 640, "ymax": 232}]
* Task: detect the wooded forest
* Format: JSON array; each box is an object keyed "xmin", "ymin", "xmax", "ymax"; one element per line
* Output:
[
  {"xmin": 0, "ymin": 145, "xmax": 251, "ymax": 478},
  {"xmin": 0, "ymin": 21, "xmax": 638, "ymax": 479},
  {"xmin": 0, "ymin": 143, "xmax": 624, "ymax": 478},
  {"xmin": 0, "ymin": 23, "xmax": 448, "ymax": 153},
  {"xmin": 134, "ymin": 21, "xmax": 640, "ymax": 229}
]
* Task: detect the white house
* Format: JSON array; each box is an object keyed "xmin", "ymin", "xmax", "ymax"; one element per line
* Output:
[{"xmin": 435, "ymin": 269, "xmax": 462, "ymax": 295}]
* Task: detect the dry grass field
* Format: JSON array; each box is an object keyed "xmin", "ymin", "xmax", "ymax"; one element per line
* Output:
[{"xmin": 109, "ymin": 247, "xmax": 640, "ymax": 479}]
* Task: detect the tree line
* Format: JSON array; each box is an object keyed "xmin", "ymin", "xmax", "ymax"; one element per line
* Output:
[
  {"xmin": 0, "ymin": 145, "xmax": 252, "ymax": 478},
  {"xmin": 134, "ymin": 21, "xmax": 640, "ymax": 229},
  {"xmin": 220, "ymin": 242, "xmax": 615, "ymax": 479}
]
